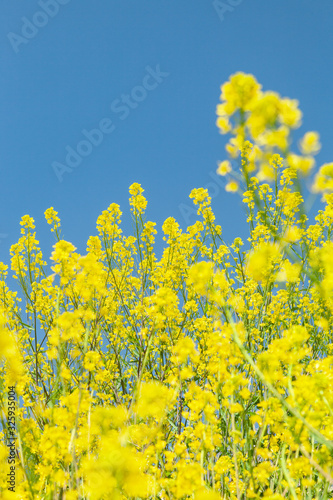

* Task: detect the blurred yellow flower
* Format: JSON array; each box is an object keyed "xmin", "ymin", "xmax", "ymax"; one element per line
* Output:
[
  {"xmin": 216, "ymin": 160, "xmax": 232, "ymax": 176},
  {"xmin": 299, "ymin": 131, "xmax": 321, "ymax": 155},
  {"xmin": 225, "ymin": 180, "xmax": 239, "ymax": 192}
]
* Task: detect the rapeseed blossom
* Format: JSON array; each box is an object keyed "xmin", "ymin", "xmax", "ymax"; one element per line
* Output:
[{"xmin": 0, "ymin": 73, "xmax": 333, "ymax": 499}]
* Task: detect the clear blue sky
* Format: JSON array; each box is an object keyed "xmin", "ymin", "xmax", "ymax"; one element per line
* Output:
[{"xmin": 1, "ymin": 0, "xmax": 333, "ymax": 269}]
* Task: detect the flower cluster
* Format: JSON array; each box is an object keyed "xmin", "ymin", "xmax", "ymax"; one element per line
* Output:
[{"xmin": 0, "ymin": 74, "xmax": 333, "ymax": 499}]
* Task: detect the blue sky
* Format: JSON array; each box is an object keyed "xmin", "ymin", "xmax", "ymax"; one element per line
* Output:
[{"xmin": 1, "ymin": 0, "xmax": 333, "ymax": 271}]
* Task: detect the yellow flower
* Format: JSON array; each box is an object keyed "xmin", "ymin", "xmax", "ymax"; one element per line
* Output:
[
  {"xmin": 253, "ymin": 461, "xmax": 277, "ymax": 485},
  {"xmin": 229, "ymin": 402, "xmax": 243, "ymax": 414},
  {"xmin": 258, "ymin": 126, "xmax": 289, "ymax": 151},
  {"xmin": 129, "ymin": 183, "xmax": 147, "ymax": 214},
  {"xmin": 246, "ymin": 242, "xmax": 280, "ymax": 282},
  {"xmin": 0, "ymin": 308, "xmax": 24, "ymax": 380},
  {"xmin": 134, "ymin": 381, "xmax": 174, "ymax": 420},
  {"xmin": 51, "ymin": 240, "xmax": 77, "ymax": 262},
  {"xmin": 283, "ymin": 225, "xmax": 302, "ymax": 243},
  {"xmin": 257, "ymin": 163, "xmax": 276, "ymax": 182},
  {"xmin": 247, "ymin": 92, "xmax": 281, "ymax": 138},
  {"xmin": 315, "ymin": 317, "xmax": 329, "ymax": 331},
  {"xmin": 172, "ymin": 336, "xmax": 199, "ymax": 365},
  {"xmin": 187, "ymin": 261, "xmax": 214, "ymax": 295},
  {"xmin": 214, "ymin": 455, "xmax": 232, "ymax": 474},
  {"xmin": 225, "ymin": 180, "xmax": 238, "ymax": 192},
  {"xmin": 44, "ymin": 207, "xmax": 61, "ymax": 232},
  {"xmin": 19, "ymin": 214, "xmax": 35, "ymax": 230},
  {"xmin": 312, "ymin": 162, "xmax": 333, "ymax": 193},
  {"xmin": 2, "ymin": 74, "xmax": 333, "ymax": 498},
  {"xmin": 287, "ymin": 153, "xmax": 315, "ymax": 176},
  {"xmin": 279, "ymin": 97, "xmax": 302, "ymax": 128},
  {"xmin": 220, "ymin": 72, "xmax": 261, "ymax": 115},
  {"xmin": 128, "ymin": 182, "xmax": 144, "ymax": 196},
  {"xmin": 189, "ymin": 187, "xmax": 210, "ymax": 204},
  {"xmin": 216, "ymin": 116, "xmax": 231, "ymax": 134},
  {"xmin": 83, "ymin": 351, "xmax": 100, "ymax": 372},
  {"xmin": 60, "ymin": 365, "xmax": 71, "ymax": 381},
  {"xmin": 216, "ymin": 160, "xmax": 232, "ymax": 176},
  {"xmin": 194, "ymin": 489, "xmax": 221, "ymax": 500},
  {"xmin": 276, "ymin": 260, "xmax": 301, "ymax": 283},
  {"xmin": 299, "ymin": 131, "xmax": 321, "ymax": 155}
]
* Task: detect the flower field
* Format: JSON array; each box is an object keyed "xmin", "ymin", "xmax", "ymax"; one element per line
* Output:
[{"xmin": 1, "ymin": 73, "xmax": 333, "ymax": 499}]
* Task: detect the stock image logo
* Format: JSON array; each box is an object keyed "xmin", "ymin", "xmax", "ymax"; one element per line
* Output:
[
  {"xmin": 52, "ymin": 65, "xmax": 169, "ymax": 182},
  {"xmin": 7, "ymin": 0, "xmax": 72, "ymax": 54},
  {"xmin": 213, "ymin": 0, "xmax": 245, "ymax": 22}
]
